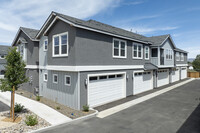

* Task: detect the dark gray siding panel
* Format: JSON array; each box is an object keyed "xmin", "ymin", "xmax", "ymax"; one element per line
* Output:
[
  {"xmin": 79, "ymin": 70, "xmax": 134, "ymax": 109},
  {"xmin": 75, "ymin": 28, "xmax": 149, "ymax": 66},
  {"xmin": 20, "ymin": 69, "xmax": 39, "ymax": 93},
  {"xmin": 17, "ymin": 31, "xmax": 39, "ymax": 65},
  {"xmin": 45, "ymin": 70, "xmax": 79, "ymax": 109},
  {"xmin": 175, "ymin": 53, "xmax": 188, "ymax": 64},
  {"xmin": 47, "ymin": 20, "xmax": 76, "ymax": 66}
]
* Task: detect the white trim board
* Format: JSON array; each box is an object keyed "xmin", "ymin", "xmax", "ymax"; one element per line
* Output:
[
  {"xmin": 25, "ymin": 65, "xmax": 39, "ymax": 69},
  {"xmin": 158, "ymin": 65, "xmax": 174, "ymax": 68},
  {"xmin": 176, "ymin": 64, "xmax": 188, "ymax": 67},
  {"xmin": 46, "ymin": 65, "xmax": 144, "ymax": 72}
]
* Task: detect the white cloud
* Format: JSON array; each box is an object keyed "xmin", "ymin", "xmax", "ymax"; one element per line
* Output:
[{"xmin": 0, "ymin": 0, "xmax": 119, "ymax": 45}]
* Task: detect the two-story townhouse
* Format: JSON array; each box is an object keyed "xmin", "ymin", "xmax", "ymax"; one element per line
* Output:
[
  {"xmin": 11, "ymin": 11, "xmax": 188, "ymax": 110},
  {"xmin": 148, "ymin": 35, "xmax": 188, "ymax": 87},
  {"xmin": 11, "ymin": 27, "xmax": 39, "ymax": 93},
  {"xmin": 0, "ymin": 45, "xmax": 10, "ymax": 78}
]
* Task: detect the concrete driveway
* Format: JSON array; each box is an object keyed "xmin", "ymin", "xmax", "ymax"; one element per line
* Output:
[
  {"xmin": 0, "ymin": 101, "xmax": 9, "ymax": 112},
  {"xmin": 37, "ymin": 80, "xmax": 200, "ymax": 133}
]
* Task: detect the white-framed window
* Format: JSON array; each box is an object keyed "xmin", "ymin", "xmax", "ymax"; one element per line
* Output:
[
  {"xmin": 145, "ymin": 46, "xmax": 149, "ymax": 60},
  {"xmin": 44, "ymin": 39, "xmax": 48, "ymax": 51},
  {"xmin": 176, "ymin": 52, "xmax": 180, "ymax": 61},
  {"xmin": 113, "ymin": 38, "xmax": 127, "ymax": 58},
  {"xmin": 52, "ymin": 32, "xmax": 68, "ymax": 57},
  {"xmin": 44, "ymin": 73, "xmax": 48, "ymax": 82},
  {"xmin": 181, "ymin": 53, "xmax": 184, "ymax": 61},
  {"xmin": 53, "ymin": 74, "xmax": 58, "ymax": 84},
  {"xmin": 166, "ymin": 49, "xmax": 172, "ymax": 60},
  {"xmin": 20, "ymin": 45, "xmax": 24, "ymax": 58},
  {"xmin": 133, "ymin": 43, "xmax": 143, "ymax": 59},
  {"xmin": 64, "ymin": 75, "xmax": 71, "ymax": 86}
]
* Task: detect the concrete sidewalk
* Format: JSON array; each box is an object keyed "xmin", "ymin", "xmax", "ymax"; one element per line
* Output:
[{"xmin": 0, "ymin": 91, "xmax": 72, "ymax": 125}]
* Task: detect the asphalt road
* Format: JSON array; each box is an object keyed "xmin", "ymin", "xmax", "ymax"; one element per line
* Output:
[
  {"xmin": 37, "ymin": 80, "xmax": 200, "ymax": 133},
  {"xmin": 0, "ymin": 101, "xmax": 9, "ymax": 112}
]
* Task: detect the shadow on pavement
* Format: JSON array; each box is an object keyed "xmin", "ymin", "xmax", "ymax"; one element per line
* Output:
[{"xmin": 177, "ymin": 103, "xmax": 200, "ymax": 133}]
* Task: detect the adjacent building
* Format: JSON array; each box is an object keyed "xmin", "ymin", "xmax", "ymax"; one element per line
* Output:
[
  {"xmin": 0, "ymin": 45, "xmax": 10, "ymax": 78},
  {"xmin": 11, "ymin": 11, "xmax": 188, "ymax": 110}
]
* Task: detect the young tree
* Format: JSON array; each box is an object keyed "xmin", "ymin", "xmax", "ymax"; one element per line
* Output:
[
  {"xmin": 192, "ymin": 54, "xmax": 200, "ymax": 71},
  {"xmin": 0, "ymin": 47, "xmax": 28, "ymax": 121}
]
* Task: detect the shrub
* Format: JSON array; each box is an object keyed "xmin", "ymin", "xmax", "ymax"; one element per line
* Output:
[
  {"xmin": 83, "ymin": 105, "xmax": 89, "ymax": 112},
  {"xmin": 36, "ymin": 96, "xmax": 40, "ymax": 101},
  {"xmin": 56, "ymin": 106, "xmax": 60, "ymax": 110},
  {"xmin": 25, "ymin": 115, "xmax": 38, "ymax": 126},
  {"xmin": 14, "ymin": 103, "xmax": 24, "ymax": 113}
]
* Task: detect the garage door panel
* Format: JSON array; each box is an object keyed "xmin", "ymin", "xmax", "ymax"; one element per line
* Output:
[
  {"xmin": 157, "ymin": 70, "xmax": 169, "ymax": 87},
  {"xmin": 181, "ymin": 68, "xmax": 187, "ymax": 79},
  {"xmin": 172, "ymin": 68, "xmax": 180, "ymax": 82},
  {"xmin": 88, "ymin": 74, "xmax": 125, "ymax": 107}
]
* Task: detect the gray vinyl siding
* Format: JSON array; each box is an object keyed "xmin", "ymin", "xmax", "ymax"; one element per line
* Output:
[
  {"xmin": 79, "ymin": 69, "xmax": 135, "ymax": 109},
  {"xmin": 161, "ymin": 39, "xmax": 174, "ymax": 66},
  {"xmin": 39, "ymin": 36, "xmax": 48, "ymax": 66},
  {"xmin": 17, "ymin": 31, "xmax": 39, "ymax": 65},
  {"xmin": 75, "ymin": 28, "xmax": 149, "ymax": 66},
  {"xmin": 47, "ymin": 20, "xmax": 76, "ymax": 66},
  {"xmin": 20, "ymin": 69, "xmax": 39, "ymax": 93},
  {"xmin": 43, "ymin": 70, "xmax": 79, "ymax": 110},
  {"xmin": 175, "ymin": 53, "xmax": 188, "ymax": 64}
]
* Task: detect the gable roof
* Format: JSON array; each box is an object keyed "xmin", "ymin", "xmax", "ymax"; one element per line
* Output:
[
  {"xmin": 11, "ymin": 27, "xmax": 39, "ymax": 46},
  {"xmin": 147, "ymin": 34, "xmax": 170, "ymax": 46},
  {"xmin": 36, "ymin": 11, "xmax": 151, "ymax": 44}
]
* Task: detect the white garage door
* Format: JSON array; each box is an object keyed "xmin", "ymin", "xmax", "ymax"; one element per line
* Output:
[
  {"xmin": 172, "ymin": 68, "xmax": 180, "ymax": 82},
  {"xmin": 88, "ymin": 73, "xmax": 126, "ymax": 107},
  {"xmin": 133, "ymin": 71, "xmax": 153, "ymax": 95},
  {"xmin": 181, "ymin": 67, "xmax": 187, "ymax": 79},
  {"xmin": 157, "ymin": 69, "xmax": 169, "ymax": 87}
]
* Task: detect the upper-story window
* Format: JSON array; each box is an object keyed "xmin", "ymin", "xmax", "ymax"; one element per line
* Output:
[
  {"xmin": 20, "ymin": 45, "xmax": 24, "ymax": 59},
  {"xmin": 113, "ymin": 38, "xmax": 127, "ymax": 58},
  {"xmin": 52, "ymin": 32, "xmax": 68, "ymax": 57},
  {"xmin": 145, "ymin": 46, "xmax": 149, "ymax": 60},
  {"xmin": 166, "ymin": 49, "xmax": 172, "ymax": 60},
  {"xmin": 133, "ymin": 44, "xmax": 143, "ymax": 59},
  {"xmin": 151, "ymin": 48, "xmax": 158, "ymax": 57},
  {"xmin": 176, "ymin": 52, "xmax": 180, "ymax": 61},
  {"xmin": 44, "ymin": 39, "xmax": 48, "ymax": 51},
  {"xmin": 0, "ymin": 55, "xmax": 5, "ymax": 59},
  {"xmin": 181, "ymin": 53, "xmax": 184, "ymax": 61}
]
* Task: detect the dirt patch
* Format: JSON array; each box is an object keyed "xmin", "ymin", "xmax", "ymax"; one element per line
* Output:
[
  {"xmin": 2, "ymin": 116, "xmax": 22, "ymax": 123},
  {"xmin": 16, "ymin": 89, "xmax": 95, "ymax": 119}
]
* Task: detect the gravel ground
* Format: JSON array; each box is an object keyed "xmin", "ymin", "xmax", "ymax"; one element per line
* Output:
[
  {"xmin": 0, "ymin": 110, "xmax": 50, "ymax": 133},
  {"xmin": 16, "ymin": 89, "xmax": 95, "ymax": 119}
]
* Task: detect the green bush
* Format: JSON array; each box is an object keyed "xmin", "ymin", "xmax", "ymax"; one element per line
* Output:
[
  {"xmin": 25, "ymin": 115, "xmax": 38, "ymax": 126},
  {"xmin": 36, "ymin": 96, "xmax": 40, "ymax": 101},
  {"xmin": 56, "ymin": 106, "xmax": 60, "ymax": 110},
  {"xmin": 83, "ymin": 105, "xmax": 89, "ymax": 112},
  {"xmin": 14, "ymin": 103, "xmax": 24, "ymax": 113}
]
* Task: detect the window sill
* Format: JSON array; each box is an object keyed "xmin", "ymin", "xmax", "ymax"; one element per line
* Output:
[
  {"xmin": 52, "ymin": 55, "xmax": 68, "ymax": 58},
  {"xmin": 113, "ymin": 56, "xmax": 127, "ymax": 59},
  {"xmin": 133, "ymin": 57, "xmax": 143, "ymax": 60}
]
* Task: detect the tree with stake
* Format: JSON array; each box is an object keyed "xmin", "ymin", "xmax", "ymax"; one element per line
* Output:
[{"xmin": 0, "ymin": 47, "xmax": 28, "ymax": 122}]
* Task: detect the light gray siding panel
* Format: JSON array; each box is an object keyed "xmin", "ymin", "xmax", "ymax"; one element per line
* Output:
[
  {"xmin": 41, "ymin": 70, "xmax": 79, "ymax": 109},
  {"xmin": 39, "ymin": 36, "xmax": 48, "ymax": 67},
  {"xmin": 161, "ymin": 39, "xmax": 174, "ymax": 66},
  {"xmin": 75, "ymin": 28, "xmax": 149, "ymax": 66},
  {"xmin": 175, "ymin": 53, "xmax": 188, "ymax": 64},
  {"xmin": 20, "ymin": 69, "xmax": 39, "ymax": 93},
  {"xmin": 79, "ymin": 69, "xmax": 134, "ymax": 109}
]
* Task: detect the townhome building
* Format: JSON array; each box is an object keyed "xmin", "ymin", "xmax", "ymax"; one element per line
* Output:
[
  {"xmin": 11, "ymin": 11, "xmax": 188, "ymax": 110},
  {"xmin": 0, "ymin": 45, "xmax": 10, "ymax": 79}
]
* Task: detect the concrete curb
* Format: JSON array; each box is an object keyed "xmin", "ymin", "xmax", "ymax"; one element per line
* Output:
[{"xmin": 30, "ymin": 109, "xmax": 98, "ymax": 133}]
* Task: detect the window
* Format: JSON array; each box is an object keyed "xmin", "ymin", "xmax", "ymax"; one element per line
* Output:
[
  {"xmin": 44, "ymin": 39, "xmax": 48, "ymax": 51},
  {"xmin": 166, "ymin": 49, "xmax": 172, "ymax": 60},
  {"xmin": 151, "ymin": 48, "xmax": 158, "ymax": 57},
  {"xmin": 145, "ymin": 46, "xmax": 149, "ymax": 59},
  {"xmin": 20, "ymin": 45, "xmax": 24, "ymax": 58},
  {"xmin": 113, "ymin": 39, "xmax": 127, "ymax": 58},
  {"xmin": 52, "ymin": 32, "xmax": 68, "ymax": 57},
  {"xmin": 133, "ymin": 44, "xmax": 143, "ymax": 59},
  {"xmin": 44, "ymin": 73, "xmax": 48, "ymax": 82},
  {"xmin": 89, "ymin": 77, "xmax": 98, "ymax": 81},
  {"xmin": 181, "ymin": 53, "xmax": 184, "ymax": 61},
  {"xmin": 65, "ymin": 75, "xmax": 71, "ymax": 86},
  {"xmin": 53, "ymin": 74, "xmax": 58, "ymax": 84},
  {"xmin": 176, "ymin": 52, "xmax": 180, "ymax": 61},
  {"xmin": 0, "ymin": 55, "xmax": 5, "ymax": 59},
  {"xmin": 99, "ymin": 76, "xmax": 107, "ymax": 80},
  {"xmin": 108, "ymin": 75, "xmax": 115, "ymax": 78}
]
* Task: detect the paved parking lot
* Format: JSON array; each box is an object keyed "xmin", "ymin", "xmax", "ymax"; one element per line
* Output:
[
  {"xmin": 37, "ymin": 80, "xmax": 200, "ymax": 133},
  {"xmin": 0, "ymin": 101, "xmax": 9, "ymax": 112}
]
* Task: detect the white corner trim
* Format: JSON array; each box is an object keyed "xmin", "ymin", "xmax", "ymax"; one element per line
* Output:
[
  {"xmin": 46, "ymin": 65, "xmax": 144, "ymax": 72},
  {"xmin": 176, "ymin": 64, "xmax": 188, "ymax": 67},
  {"xmin": 25, "ymin": 65, "xmax": 39, "ymax": 69}
]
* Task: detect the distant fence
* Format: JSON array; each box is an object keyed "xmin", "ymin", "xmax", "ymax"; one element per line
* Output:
[{"xmin": 188, "ymin": 72, "xmax": 200, "ymax": 78}]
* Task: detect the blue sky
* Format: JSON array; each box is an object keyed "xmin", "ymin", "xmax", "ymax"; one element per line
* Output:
[{"xmin": 0, "ymin": 0, "xmax": 200, "ymax": 58}]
